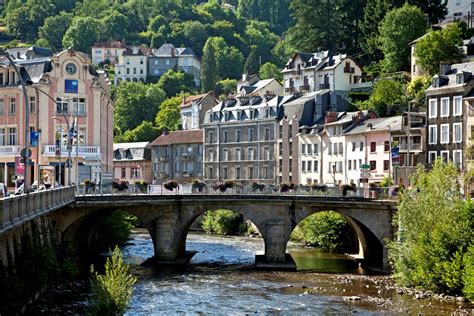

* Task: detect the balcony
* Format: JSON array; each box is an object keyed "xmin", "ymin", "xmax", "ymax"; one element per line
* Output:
[
  {"xmin": 399, "ymin": 143, "xmax": 422, "ymax": 152},
  {"xmin": 159, "ymin": 155, "xmax": 168, "ymax": 162},
  {"xmin": 0, "ymin": 145, "xmax": 20, "ymax": 156},
  {"xmin": 285, "ymin": 87, "xmax": 296, "ymax": 94},
  {"xmin": 299, "ymin": 85, "xmax": 310, "ymax": 92},
  {"xmin": 180, "ymin": 153, "xmax": 193, "ymax": 161},
  {"xmin": 319, "ymin": 83, "xmax": 330, "ymax": 89},
  {"xmin": 43, "ymin": 145, "xmax": 101, "ymax": 159},
  {"xmin": 182, "ymin": 171, "xmax": 191, "ymax": 178},
  {"xmin": 159, "ymin": 172, "xmax": 168, "ymax": 178}
]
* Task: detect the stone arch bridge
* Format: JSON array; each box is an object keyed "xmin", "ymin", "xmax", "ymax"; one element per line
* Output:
[{"xmin": 0, "ymin": 188, "xmax": 397, "ymax": 270}]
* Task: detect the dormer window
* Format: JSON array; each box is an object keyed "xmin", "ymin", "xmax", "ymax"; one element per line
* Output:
[
  {"xmin": 456, "ymin": 73, "xmax": 464, "ymax": 85},
  {"xmin": 432, "ymin": 77, "xmax": 439, "ymax": 88}
]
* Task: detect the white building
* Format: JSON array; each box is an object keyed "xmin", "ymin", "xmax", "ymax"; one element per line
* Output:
[
  {"xmin": 114, "ymin": 46, "xmax": 149, "ymax": 84},
  {"xmin": 282, "ymin": 51, "xmax": 363, "ymax": 96}
]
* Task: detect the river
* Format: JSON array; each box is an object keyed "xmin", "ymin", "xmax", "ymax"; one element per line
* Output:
[{"xmin": 32, "ymin": 230, "xmax": 472, "ymax": 314}]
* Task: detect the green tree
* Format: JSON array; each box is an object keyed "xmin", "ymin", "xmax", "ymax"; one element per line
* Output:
[
  {"xmin": 201, "ymin": 209, "xmax": 245, "ymax": 235},
  {"xmin": 410, "ymin": 0, "xmax": 447, "ymax": 24},
  {"xmin": 215, "ymin": 79, "xmax": 237, "ymax": 97},
  {"xmin": 157, "ymin": 70, "xmax": 195, "ymax": 97},
  {"xmin": 155, "ymin": 96, "xmax": 182, "ymax": 131},
  {"xmin": 170, "ymin": 20, "xmax": 209, "ymax": 57},
  {"xmin": 62, "ymin": 17, "xmax": 103, "ymax": 53},
  {"xmin": 75, "ymin": 0, "xmax": 110, "ymax": 18},
  {"xmin": 114, "ymin": 82, "xmax": 166, "ymax": 133},
  {"xmin": 202, "ymin": 37, "xmax": 219, "ymax": 92},
  {"xmin": 38, "ymin": 12, "xmax": 73, "ymax": 52},
  {"xmin": 237, "ymin": 0, "xmax": 291, "ymax": 34},
  {"xmin": 122, "ymin": 121, "xmax": 161, "ymax": 143},
  {"xmin": 407, "ymin": 75, "xmax": 431, "ymax": 108},
  {"xmin": 414, "ymin": 23, "xmax": 464, "ymax": 76},
  {"xmin": 90, "ymin": 246, "xmax": 137, "ymax": 315},
  {"xmin": 218, "ymin": 46, "xmax": 245, "ymax": 79},
  {"xmin": 244, "ymin": 49, "xmax": 259, "ymax": 75},
  {"xmin": 244, "ymin": 20, "xmax": 278, "ymax": 61},
  {"xmin": 388, "ymin": 161, "xmax": 473, "ymax": 295},
  {"xmin": 6, "ymin": 4, "xmax": 49, "ymax": 41},
  {"xmin": 378, "ymin": 3, "xmax": 427, "ymax": 72},
  {"xmin": 361, "ymin": 79, "xmax": 406, "ymax": 116},
  {"xmin": 101, "ymin": 10, "xmax": 129, "ymax": 41},
  {"xmin": 259, "ymin": 62, "xmax": 282, "ymax": 81}
]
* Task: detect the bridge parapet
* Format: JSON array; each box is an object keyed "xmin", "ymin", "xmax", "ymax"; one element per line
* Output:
[{"xmin": 0, "ymin": 186, "xmax": 76, "ymax": 233}]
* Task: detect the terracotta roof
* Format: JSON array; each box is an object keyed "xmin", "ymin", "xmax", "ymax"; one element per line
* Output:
[
  {"xmin": 149, "ymin": 130, "xmax": 203, "ymax": 146},
  {"xmin": 180, "ymin": 92, "xmax": 210, "ymax": 108},
  {"xmin": 93, "ymin": 40, "xmax": 127, "ymax": 48}
]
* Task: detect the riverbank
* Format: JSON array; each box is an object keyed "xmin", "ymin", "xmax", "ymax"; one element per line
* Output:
[{"xmin": 30, "ymin": 232, "xmax": 473, "ymax": 314}]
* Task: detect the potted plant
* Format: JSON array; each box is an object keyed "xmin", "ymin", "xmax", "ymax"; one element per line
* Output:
[
  {"xmin": 83, "ymin": 179, "xmax": 96, "ymax": 193},
  {"xmin": 311, "ymin": 184, "xmax": 327, "ymax": 193},
  {"xmin": 164, "ymin": 180, "xmax": 179, "ymax": 191},
  {"xmin": 135, "ymin": 179, "xmax": 148, "ymax": 193},
  {"xmin": 280, "ymin": 182, "xmax": 291, "ymax": 192},
  {"xmin": 251, "ymin": 182, "xmax": 265, "ymax": 192},
  {"xmin": 341, "ymin": 184, "xmax": 356, "ymax": 196},
  {"xmin": 112, "ymin": 180, "xmax": 129, "ymax": 192},
  {"xmin": 213, "ymin": 183, "xmax": 227, "ymax": 192},
  {"xmin": 192, "ymin": 179, "xmax": 206, "ymax": 192}
]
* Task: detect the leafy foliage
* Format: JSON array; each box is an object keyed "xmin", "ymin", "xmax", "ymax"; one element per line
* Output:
[
  {"xmin": 414, "ymin": 23, "xmax": 464, "ymax": 76},
  {"xmin": 157, "ymin": 70, "xmax": 195, "ymax": 98},
  {"xmin": 62, "ymin": 17, "xmax": 103, "ymax": 53},
  {"xmin": 38, "ymin": 12, "xmax": 74, "ymax": 52},
  {"xmin": 99, "ymin": 211, "xmax": 138, "ymax": 248},
  {"xmin": 359, "ymin": 79, "xmax": 407, "ymax": 116},
  {"xmin": 155, "ymin": 96, "xmax": 182, "ymax": 131},
  {"xmin": 407, "ymin": 75, "xmax": 431, "ymax": 108},
  {"xmin": 90, "ymin": 246, "xmax": 137, "ymax": 315},
  {"xmin": 388, "ymin": 160, "xmax": 474, "ymax": 296},
  {"xmin": 120, "ymin": 121, "xmax": 161, "ymax": 143},
  {"xmin": 378, "ymin": 3, "xmax": 427, "ymax": 72},
  {"xmin": 291, "ymin": 211, "xmax": 357, "ymax": 253},
  {"xmin": 201, "ymin": 209, "xmax": 245, "ymax": 235},
  {"xmin": 259, "ymin": 62, "xmax": 283, "ymax": 81}
]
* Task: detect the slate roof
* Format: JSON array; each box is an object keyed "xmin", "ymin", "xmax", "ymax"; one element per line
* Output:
[
  {"xmin": 149, "ymin": 130, "xmax": 203, "ymax": 146},
  {"xmin": 344, "ymin": 116, "xmax": 402, "ymax": 135},
  {"xmin": 122, "ymin": 46, "xmax": 150, "ymax": 56},
  {"xmin": 113, "ymin": 142, "xmax": 150, "ymax": 161},
  {"xmin": 427, "ymin": 61, "xmax": 474, "ymax": 90},
  {"xmin": 93, "ymin": 40, "xmax": 127, "ymax": 48}
]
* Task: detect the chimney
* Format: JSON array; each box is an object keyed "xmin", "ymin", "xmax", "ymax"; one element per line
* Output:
[
  {"xmin": 325, "ymin": 111, "xmax": 338, "ymax": 124},
  {"xmin": 163, "ymin": 128, "xmax": 169, "ymax": 135},
  {"xmin": 182, "ymin": 96, "xmax": 186, "ymax": 106},
  {"xmin": 439, "ymin": 63, "xmax": 451, "ymax": 76},
  {"xmin": 352, "ymin": 111, "xmax": 364, "ymax": 125},
  {"xmin": 242, "ymin": 73, "xmax": 247, "ymax": 82},
  {"xmin": 366, "ymin": 123, "xmax": 373, "ymax": 131}
]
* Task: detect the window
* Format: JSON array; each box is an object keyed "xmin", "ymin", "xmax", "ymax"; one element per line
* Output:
[
  {"xmin": 133, "ymin": 68, "xmax": 136, "ymax": 74},
  {"xmin": 313, "ymin": 160, "xmax": 318, "ymax": 172},
  {"xmin": 307, "ymin": 161, "xmax": 312, "ymax": 172},
  {"xmin": 457, "ymin": 73, "xmax": 464, "ymax": 84},
  {"xmin": 126, "ymin": 58, "xmax": 130, "ymax": 65},
  {"xmin": 208, "ymin": 167, "xmax": 213, "ymax": 179},
  {"xmin": 348, "ymin": 160, "xmax": 352, "ymax": 170},
  {"xmin": 248, "ymin": 167, "xmax": 254, "ymax": 179},
  {"xmin": 263, "ymin": 166, "xmax": 269, "ymax": 179},
  {"xmin": 29, "ymin": 96, "xmax": 35, "ymax": 113},
  {"xmin": 8, "ymin": 127, "xmax": 17, "ymax": 145},
  {"xmin": 370, "ymin": 141, "xmax": 376, "ymax": 153},
  {"xmin": 333, "ymin": 143, "xmax": 338, "ymax": 155},
  {"xmin": 352, "ymin": 142, "xmax": 356, "ymax": 151},
  {"xmin": 121, "ymin": 168, "xmax": 126, "ymax": 178},
  {"xmin": 154, "ymin": 60, "xmax": 158, "ymax": 66},
  {"xmin": 432, "ymin": 77, "xmax": 439, "ymax": 88},
  {"xmin": 370, "ymin": 160, "xmax": 376, "ymax": 171},
  {"xmin": 328, "ymin": 143, "xmax": 332, "ymax": 155},
  {"xmin": 440, "ymin": 124, "xmax": 450, "ymax": 144},
  {"xmin": 428, "ymin": 125, "xmax": 438, "ymax": 144},
  {"xmin": 338, "ymin": 143, "xmax": 343, "ymax": 155},
  {"xmin": 126, "ymin": 68, "xmax": 130, "ymax": 74},
  {"xmin": 353, "ymin": 159, "xmax": 357, "ymax": 169},
  {"xmin": 360, "ymin": 141, "xmax": 364, "ymax": 151},
  {"xmin": 9, "ymin": 97, "xmax": 15, "ymax": 115},
  {"xmin": 453, "ymin": 150, "xmax": 462, "ymax": 169},
  {"xmin": 166, "ymin": 59, "xmax": 170, "ymax": 65},
  {"xmin": 428, "ymin": 151, "xmax": 437, "ymax": 164},
  {"xmin": 264, "ymin": 128, "xmax": 271, "ymax": 140},
  {"xmin": 249, "ymin": 129, "xmax": 254, "ymax": 141},
  {"xmin": 453, "ymin": 123, "xmax": 462, "ymax": 143},
  {"xmin": 301, "ymin": 144, "xmax": 306, "ymax": 154},
  {"xmin": 264, "ymin": 147, "xmax": 270, "ymax": 160},
  {"xmin": 440, "ymin": 150, "xmax": 449, "ymax": 163},
  {"xmin": 302, "ymin": 161, "xmax": 306, "ymax": 172},
  {"xmin": 313, "ymin": 144, "xmax": 319, "ymax": 154},
  {"xmin": 248, "ymin": 148, "xmax": 254, "ymax": 160},
  {"xmin": 235, "ymin": 148, "xmax": 241, "ymax": 161},
  {"xmin": 236, "ymin": 130, "xmax": 241, "ymax": 142},
  {"xmin": 208, "ymin": 131, "xmax": 214, "ymax": 143},
  {"xmin": 440, "ymin": 97, "xmax": 449, "ymax": 117},
  {"xmin": 328, "ymin": 162, "xmax": 332, "ymax": 174},
  {"xmin": 223, "ymin": 149, "xmax": 228, "ymax": 161},
  {"xmin": 223, "ymin": 131, "xmax": 228, "ymax": 142},
  {"xmin": 453, "ymin": 96, "xmax": 462, "ymax": 116},
  {"xmin": 0, "ymin": 99, "xmax": 3, "ymax": 115},
  {"xmin": 223, "ymin": 167, "xmax": 228, "ymax": 179},
  {"xmin": 56, "ymin": 98, "xmax": 68, "ymax": 114},
  {"xmin": 140, "ymin": 58, "xmax": 144, "ymax": 65},
  {"xmin": 0, "ymin": 128, "xmax": 4, "ymax": 145},
  {"xmin": 307, "ymin": 144, "xmax": 312, "ymax": 155},
  {"xmin": 235, "ymin": 167, "xmax": 241, "ymax": 179},
  {"xmin": 73, "ymin": 98, "xmax": 86, "ymax": 115},
  {"xmin": 384, "ymin": 160, "xmax": 389, "ymax": 171},
  {"xmin": 428, "ymin": 99, "xmax": 437, "ymax": 118},
  {"xmin": 208, "ymin": 149, "xmax": 214, "ymax": 161},
  {"xmin": 140, "ymin": 69, "xmax": 144, "ymax": 75},
  {"xmin": 338, "ymin": 161, "xmax": 343, "ymax": 173},
  {"xmin": 384, "ymin": 141, "xmax": 390, "ymax": 152}
]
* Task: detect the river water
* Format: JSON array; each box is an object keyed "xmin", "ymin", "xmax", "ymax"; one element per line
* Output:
[{"xmin": 32, "ymin": 230, "xmax": 472, "ymax": 314}]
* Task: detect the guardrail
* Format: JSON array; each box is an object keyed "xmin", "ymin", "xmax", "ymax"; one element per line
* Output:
[
  {"xmin": 76, "ymin": 184, "xmax": 397, "ymax": 200},
  {"xmin": 0, "ymin": 186, "xmax": 76, "ymax": 233}
]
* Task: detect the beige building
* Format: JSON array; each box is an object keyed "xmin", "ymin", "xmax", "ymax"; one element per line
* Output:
[
  {"xmin": 113, "ymin": 142, "xmax": 152, "ymax": 184},
  {"xmin": 91, "ymin": 40, "xmax": 127, "ymax": 66},
  {"xmin": 114, "ymin": 46, "xmax": 149, "ymax": 84},
  {"xmin": 0, "ymin": 49, "xmax": 114, "ymax": 188}
]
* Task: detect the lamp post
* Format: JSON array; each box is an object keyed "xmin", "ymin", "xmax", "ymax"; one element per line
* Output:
[
  {"xmin": 52, "ymin": 117, "xmax": 63, "ymax": 185},
  {"xmin": 0, "ymin": 49, "xmax": 30, "ymax": 192},
  {"xmin": 387, "ymin": 125, "xmax": 392, "ymax": 184}
]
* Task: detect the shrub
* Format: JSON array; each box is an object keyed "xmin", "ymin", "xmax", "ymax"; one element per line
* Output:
[
  {"xmin": 251, "ymin": 182, "xmax": 265, "ymax": 192},
  {"xmin": 341, "ymin": 184, "xmax": 356, "ymax": 196},
  {"xmin": 98, "ymin": 210, "xmax": 138, "ymax": 248},
  {"xmin": 201, "ymin": 209, "xmax": 244, "ymax": 235},
  {"xmin": 192, "ymin": 179, "xmax": 206, "ymax": 192},
  {"xmin": 112, "ymin": 180, "xmax": 129, "ymax": 191},
  {"xmin": 164, "ymin": 180, "xmax": 178, "ymax": 191},
  {"xmin": 463, "ymin": 245, "xmax": 474, "ymax": 301},
  {"xmin": 280, "ymin": 182, "xmax": 295, "ymax": 192},
  {"xmin": 312, "ymin": 184, "xmax": 327, "ymax": 192},
  {"xmin": 90, "ymin": 247, "xmax": 137, "ymax": 315}
]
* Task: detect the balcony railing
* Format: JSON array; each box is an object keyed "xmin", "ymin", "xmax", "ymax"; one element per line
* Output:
[
  {"xmin": 181, "ymin": 153, "xmax": 193, "ymax": 160},
  {"xmin": 43, "ymin": 145, "xmax": 101, "ymax": 159},
  {"xmin": 319, "ymin": 83, "xmax": 330, "ymax": 89},
  {"xmin": 285, "ymin": 87, "xmax": 295, "ymax": 93},
  {"xmin": 344, "ymin": 67, "xmax": 355, "ymax": 74},
  {"xmin": 0, "ymin": 145, "xmax": 20, "ymax": 156},
  {"xmin": 159, "ymin": 155, "xmax": 168, "ymax": 162},
  {"xmin": 399, "ymin": 143, "xmax": 422, "ymax": 151},
  {"xmin": 299, "ymin": 85, "xmax": 310, "ymax": 92}
]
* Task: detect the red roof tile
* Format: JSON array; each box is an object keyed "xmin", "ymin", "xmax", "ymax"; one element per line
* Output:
[
  {"xmin": 149, "ymin": 130, "xmax": 203, "ymax": 146},
  {"xmin": 180, "ymin": 92, "xmax": 210, "ymax": 108}
]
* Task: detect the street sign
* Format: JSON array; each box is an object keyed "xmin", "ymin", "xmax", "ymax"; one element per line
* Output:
[
  {"xmin": 20, "ymin": 147, "xmax": 32, "ymax": 158},
  {"xmin": 31, "ymin": 131, "xmax": 39, "ymax": 148},
  {"xmin": 361, "ymin": 164, "xmax": 370, "ymax": 169}
]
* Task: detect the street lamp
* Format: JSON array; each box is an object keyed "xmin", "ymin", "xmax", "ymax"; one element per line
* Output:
[
  {"xmin": 0, "ymin": 49, "xmax": 30, "ymax": 192},
  {"xmin": 52, "ymin": 116, "xmax": 63, "ymax": 185}
]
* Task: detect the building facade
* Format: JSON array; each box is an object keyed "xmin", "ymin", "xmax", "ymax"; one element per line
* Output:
[
  {"xmin": 180, "ymin": 92, "xmax": 218, "ymax": 130},
  {"xmin": 149, "ymin": 130, "xmax": 203, "ymax": 183},
  {"xmin": 113, "ymin": 142, "xmax": 152, "ymax": 184},
  {"xmin": 282, "ymin": 51, "xmax": 363, "ymax": 96},
  {"xmin": 203, "ymin": 96, "xmax": 281, "ymax": 185},
  {"xmin": 147, "ymin": 44, "xmax": 201, "ymax": 87},
  {"xmin": 91, "ymin": 40, "xmax": 127, "ymax": 65},
  {"xmin": 114, "ymin": 46, "xmax": 149, "ymax": 84},
  {"xmin": 0, "ymin": 49, "xmax": 114, "ymax": 188}
]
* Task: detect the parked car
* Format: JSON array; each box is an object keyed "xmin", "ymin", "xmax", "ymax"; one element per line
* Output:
[{"xmin": 0, "ymin": 183, "xmax": 10, "ymax": 198}]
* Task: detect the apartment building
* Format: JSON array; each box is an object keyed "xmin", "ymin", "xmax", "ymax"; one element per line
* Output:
[
  {"xmin": 91, "ymin": 40, "xmax": 127, "ymax": 65},
  {"xmin": 149, "ymin": 130, "xmax": 203, "ymax": 183},
  {"xmin": 0, "ymin": 49, "xmax": 114, "ymax": 187},
  {"xmin": 180, "ymin": 92, "xmax": 218, "ymax": 130},
  {"xmin": 113, "ymin": 142, "xmax": 152, "ymax": 184},
  {"xmin": 114, "ymin": 46, "xmax": 149, "ymax": 84},
  {"xmin": 282, "ymin": 51, "xmax": 362, "ymax": 96}
]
